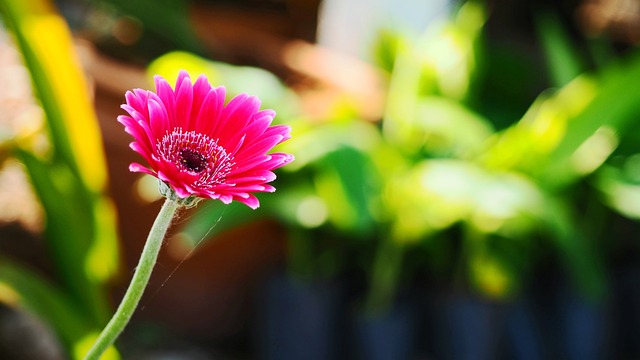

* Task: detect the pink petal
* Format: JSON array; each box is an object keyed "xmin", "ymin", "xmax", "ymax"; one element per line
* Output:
[
  {"xmin": 174, "ymin": 75, "xmax": 194, "ymax": 129},
  {"xmin": 266, "ymin": 153, "xmax": 296, "ymax": 168},
  {"xmin": 231, "ymin": 155, "xmax": 272, "ymax": 174},
  {"xmin": 242, "ymin": 116, "xmax": 273, "ymax": 142},
  {"xmin": 228, "ymin": 173, "xmax": 277, "ymax": 187},
  {"xmin": 136, "ymin": 118, "xmax": 160, "ymax": 152},
  {"xmin": 132, "ymin": 88, "xmax": 150, "ymax": 102},
  {"xmin": 148, "ymin": 98, "xmax": 170, "ymax": 140},
  {"xmin": 154, "ymin": 75, "xmax": 176, "ymax": 127},
  {"xmin": 236, "ymin": 194, "xmax": 260, "ymax": 209},
  {"xmin": 229, "ymin": 134, "xmax": 246, "ymax": 156},
  {"xmin": 174, "ymin": 70, "xmax": 191, "ymax": 94},
  {"xmin": 131, "ymin": 89, "xmax": 151, "ymax": 118},
  {"xmin": 226, "ymin": 185, "xmax": 268, "ymax": 193},
  {"xmin": 218, "ymin": 194, "xmax": 233, "ymax": 204},
  {"xmin": 244, "ymin": 110, "xmax": 275, "ymax": 138},
  {"xmin": 125, "ymin": 90, "xmax": 145, "ymax": 112},
  {"xmin": 196, "ymin": 87, "xmax": 225, "ymax": 136},
  {"xmin": 216, "ymin": 94, "xmax": 261, "ymax": 146},
  {"xmin": 117, "ymin": 114, "xmax": 144, "ymax": 135},
  {"xmin": 123, "ymin": 127, "xmax": 149, "ymax": 148},
  {"xmin": 254, "ymin": 109, "xmax": 276, "ymax": 121},
  {"xmin": 129, "ymin": 142, "xmax": 153, "ymax": 162},
  {"xmin": 188, "ymin": 74, "xmax": 213, "ymax": 129},
  {"xmin": 129, "ymin": 162, "xmax": 156, "ymax": 175},
  {"xmin": 119, "ymin": 115, "xmax": 151, "ymax": 146},
  {"xmin": 263, "ymin": 124, "xmax": 292, "ymax": 143},
  {"xmin": 235, "ymin": 134, "xmax": 284, "ymax": 159},
  {"xmin": 237, "ymin": 153, "xmax": 293, "ymax": 173}
]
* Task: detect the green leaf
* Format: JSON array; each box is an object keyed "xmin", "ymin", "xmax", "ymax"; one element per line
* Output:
[
  {"xmin": 371, "ymin": 27, "xmax": 405, "ymax": 73},
  {"xmin": 541, "ymin": 197, "xmax": 606, "ymax": 299},
  {"xmin": 0, "ymin": 258, "xmax": 96, "ymax": 357},
  {"xmin": 2, "ymin": 0, "xmax": 119, "ymax": 328},
  {"xmin": 414, "ymin": 97, "xmax": 494, "ymax": 157},
  {"xmin": 543, "ymin": 53, "xmax": 640, "ymax": 186},
  {"xmin": 536, "ymin": 11, "xmax": 584, "ymax": 87},
  {"xmin": 16, "ymin": 150, "xmax": 111, "ymax": 326},
  {"xmin": 595, "ymin": 162, "xmax": 640, "ymax": 220},
  {"xmin": 321, "ymin": 147, "xmax": 376, "ymax": 237}
]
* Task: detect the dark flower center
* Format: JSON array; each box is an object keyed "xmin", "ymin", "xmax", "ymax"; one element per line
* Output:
[
  {"xmin": 179, "ymin": 148, "xmax": 207, "ymax": 173},
  {"xmin": 157, "ymin": 128, "xmax": 235, "ymax": 189}
]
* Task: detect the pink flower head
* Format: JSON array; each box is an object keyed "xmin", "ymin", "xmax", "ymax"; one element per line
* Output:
[{"xmin": 118, "ymin": 70, "xmax": 294, "ymax": 209}]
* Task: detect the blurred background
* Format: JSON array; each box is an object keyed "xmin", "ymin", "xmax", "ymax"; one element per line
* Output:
[{"xmin": 2, "ymin": 0, "xmax": 640, "ymax": 359}]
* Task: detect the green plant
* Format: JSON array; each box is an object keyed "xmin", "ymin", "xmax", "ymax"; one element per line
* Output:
[
  {"xmin": 0, "ymin": 0, "xmax": 120, "ymax": 358},
  {"xmin": 157, "ymin": 0, "xmax": 640, "ymax": 316}
]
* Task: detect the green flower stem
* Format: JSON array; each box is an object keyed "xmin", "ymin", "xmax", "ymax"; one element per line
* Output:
[{"xmin": 83, "ymin": 198, "xmax": 181, "ymax": 360}]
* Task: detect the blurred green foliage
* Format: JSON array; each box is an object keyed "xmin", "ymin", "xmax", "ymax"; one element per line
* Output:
[
  {"xmin": 0, "ymin": 0, "xmax": 120, "ymax": 358},
  {"xmin": 176, "ymin": 0, "xmax": 640, "ymax": 313},
  {"xmin": 165, "ymin": 1, "xmax": 640, "ymax": 316}
]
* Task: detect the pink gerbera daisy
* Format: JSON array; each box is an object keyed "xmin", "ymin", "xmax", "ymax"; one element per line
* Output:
[{"xmin": 118, "ymin": 70, "xmax": 294, "ymax": 209}]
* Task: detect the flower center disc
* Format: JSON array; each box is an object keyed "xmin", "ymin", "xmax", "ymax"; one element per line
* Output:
[
  {"xmin": 157, "ymin": 128, "xmax": 235, "ymax": 189},
  {"xmin": 179, "ymin": 148, "xmax": 207, "ymax": 173}
]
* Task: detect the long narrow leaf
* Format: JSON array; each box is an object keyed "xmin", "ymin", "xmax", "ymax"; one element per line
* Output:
[
  {"xmin": 16, "ymin": 149, "xmax": 111, "ymax": 325},
  {"xmin": 1, "ymin": 0, "xmax": 120, "ymax": 325},
  {"xmin": 536, "ymin": 11, "xmax": 584, "ymax": 87},
  {"xmin": 0, "ymin": 259, "xmax": 101, "ymax": 358},
  {"xmin": 543, "ymin": 54, "xmax": 640, "ymax": 186}
]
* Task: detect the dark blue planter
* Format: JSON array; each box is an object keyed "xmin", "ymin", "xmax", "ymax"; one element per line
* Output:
[
  {"xmin": 504, "ymin": 297, "xmax": 543, "ymax": 360},
  {"xmin": 351, "ymin": 299, "xmax": 416, "ymax": 360},
  {"xmin": 423, "ymin": 292, "xmax": 504, "ymax": 360},
  {"xmin": 255, "ymin": 272, "xmax": 347, "ymax": 360},
  {"xmin": 559, "ymin": 286, "xmax": 609, "ymax": 360},
  {"xmin": 443, "ymin": 295, "xmax": 502, "ymax": 360},
  {"xmin": 528, "ymin": 272, "xmax": 610, "ymax": 360},
  {"xmin": 611, "ymin": 265, "xmax": 640, "ymax": 358}
]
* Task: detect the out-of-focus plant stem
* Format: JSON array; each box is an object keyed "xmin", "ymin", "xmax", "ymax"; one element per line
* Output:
[{"xmin": 364, "ymin": 237, "xmax": 404, "ymax": 314}]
